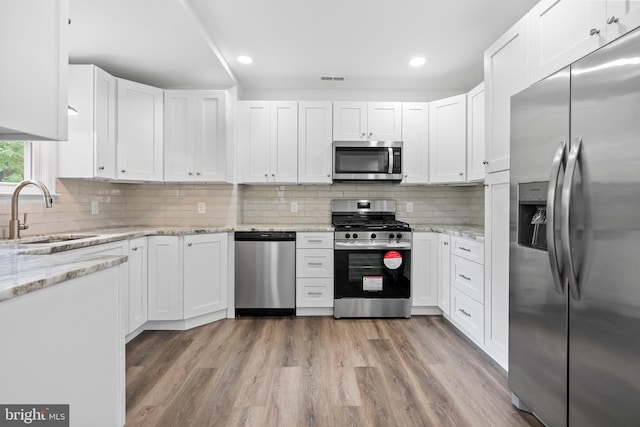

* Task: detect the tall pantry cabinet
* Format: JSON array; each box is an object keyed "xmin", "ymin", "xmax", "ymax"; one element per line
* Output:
[{"xmin": 483, "ymin": 13, "xmax": 530, "ymax": 369}]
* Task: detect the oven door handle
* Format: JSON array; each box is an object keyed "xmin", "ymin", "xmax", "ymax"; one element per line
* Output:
[{"xmin": 334, "ymin": 242, "xmax": 412, "ymax": 250}]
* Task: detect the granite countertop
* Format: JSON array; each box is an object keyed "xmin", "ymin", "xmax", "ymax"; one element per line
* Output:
[
  {"xmin": 0, "ymin": 223, "xmax": 482, "ymax": 303},
  {"xmin": 410, "ymin": 224, "xmax": 485, "ymax": 241}
]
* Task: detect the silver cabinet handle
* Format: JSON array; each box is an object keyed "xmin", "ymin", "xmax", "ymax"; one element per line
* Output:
[
  {"xmin": 188, "ymin": 172, "xmax": 193, "ymax": 176},
  {"xmin": 459, "ymin": 172, "xmax": 464, "ymax": 176},
  {"xmin": 459, "ymin": 308, "xmax": 471, "ymax": 317},
  {"xmin": 196, "ymin": 172, "xmax": 201, "ymax": 176},
  {"xmin": 307, "ymin": 292, "xmax": 323, "ymax": 296},
  {"xmin": 482, "ymin": 160, "xmax": 489, "ymax": 165},
  {"xmin": 369, "ymin": 132, "xmax": 373, "ymax": 137},
  {"xmin": 327, "ymin": 174, "xmax": 331, "ymax": 177},
  {"xmin": 307, "ymin": 239, "xmax": 323, "ymax": 243},
  {"xmin": 590, "ymin": 28, "xmax": 600, "ymax": 36},
  {"xmin": 121, "ymin": 169, "xmax": 126, "ymax": 173},
  {"xmin": 459, "ymin": 274, "xmax": 471, "ymax": 281},
  {"xmin": 561, "ymin": 137, "xmax": 582, "ymax": 300},
  {"xmin": 361, "ymin": 132, "xmax": 366, "ymax": 138},
  {"xmin": 98, "ymin": 166, "xmax": 105, "ymax": 170},
  {"xmin": 443, "ymin": 242, "xmax": 448, "ymax": 246},
  {"xmin": 187, "ymin": 243, "xmax": 192, "ymax": 247},
  {"xmin": 459, "ymin": 247, "xmax": 471, "ymax": 252},
  {"xmin": 547, "ymin": 140, "xmax": 567, "ymax": 296},
  {"xmin": 607, "ymin": 15, "xmax": 619, "ymax": 24},
  {"xmin": 307, "ymin": 262, "xmax": 323, "ymax": 266},
  {"xmin": 131, "ymin": 247, "xmax": 139, "ymax": 252}
]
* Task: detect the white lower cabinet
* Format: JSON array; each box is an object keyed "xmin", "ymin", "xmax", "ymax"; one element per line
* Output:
[
  {"xmin": 451, "ymin": 287, "xmax": 485, "ymax": 344},
  {"xmin": 127, "ymin": 237, "xmax": 148, "ymax": 334},
  {"xmin": 183, "ymin": 233, "xmax": 228, "ymax": 319},
  {"xmin": 148, "ymin": 236, "xmax": 183, "ymax": 320},
  {"xmin": 411, "ymin": 232, "xmax": 439, "ymax": 312},
  {"xmin": 296, "ymin": 232, "xmax": 334, "ymax": 314},
  {"xmin": 448, "ymin": 236, "xmax": 485, "ymax": 346},
  {"xmin": 148, "ymin": 233, "xmax": 229, "ymax": 324},
  {"xmin": 437, "ymin": 234, "xmax": 451, "ymax": 316}
]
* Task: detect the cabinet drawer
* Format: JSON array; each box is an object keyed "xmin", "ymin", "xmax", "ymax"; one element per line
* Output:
[
  {"xmin": 296, "ymin": 249, "xmax": 333, "ymax": 277},
  {"xmin": 451, "ymin": 288, "xmax": 484, "ymax": 344},
  {"xmin": 296, "ymin": 278, "xmax": 333, "ymax": 308},
  {"xmin": 296, "ymin": 232, "xmax": 333, "ymax": 249},
  {"xmin": 451, "ymin": 255, "xmax": 484, "ymax": 304},
  {"xmin": 451, "ymin": 237, "xmax": 484, "ymax": 264}
]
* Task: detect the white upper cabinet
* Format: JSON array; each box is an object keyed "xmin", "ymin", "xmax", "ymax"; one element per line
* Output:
[
  {"xmin": 333, "ymin": 102, "xmax": 402, "ymax": 141},
  {"xmin": 116, "ymin": 79, "xmax": 164, "ymax": 181},
  {"xmin": 238, "ymin": 101, "xmax": 298, "ymax": 183},
  {"xmin": 428, "ymin": 94, "xmax": 467, "ymax": 183},
  {"xmin": 59, "ymin": 65, "xmax": 117, "ymax": 179},
  {"xmin": 0, "ymin": 0, "xmax": 68, "ymax": 141},
  {"xmin": 529, "ymin": 0, "xmax": 606, "ymax": 83},
  {"xmin": 529, "ymin": 0, "xmax": 640, "ymax": 83},
  {"xmin": 466, "ymin": 82, "xmax": 486, "ymax": 182},
  {"xmin": 606, "ymin": 0, "xmax": 640, "ymax": 41},
  {"xmin": 484, "ymin": 15, "xmax": 529, "ymax": 174},
  {"xmin": 298, "ymin": 101, "xmax": 333, "ymax": 184},
  {"xmin": 164, "ymin": 90, "xmax": 226, "ymax": 182},
  {"xmin": 401, "ymin": 102, "xmax": 430, "ymax": 184}
]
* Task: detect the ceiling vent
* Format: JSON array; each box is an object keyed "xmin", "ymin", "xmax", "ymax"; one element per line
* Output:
[{"xmin": 321, "ymin": 75, "xmax": 346, "ymax": 81}]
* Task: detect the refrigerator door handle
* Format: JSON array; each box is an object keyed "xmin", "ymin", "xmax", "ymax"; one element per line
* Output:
[
  {"xmin": 547, "ymin": 140, "xmax": 567, "ymax": 295},
  {"xmin": 561, "ymin": 137, "xmax": 582, "ymax": 300}
]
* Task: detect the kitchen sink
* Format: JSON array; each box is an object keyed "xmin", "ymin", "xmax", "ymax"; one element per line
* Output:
[{"xmin": 18, "ymin": 234, "xmax": 99, "ymax": 244}]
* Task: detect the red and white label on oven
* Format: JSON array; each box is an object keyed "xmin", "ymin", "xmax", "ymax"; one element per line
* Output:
[{"xmin": 383, "ymin": 251, "xmax": 403, "ymax": 270}]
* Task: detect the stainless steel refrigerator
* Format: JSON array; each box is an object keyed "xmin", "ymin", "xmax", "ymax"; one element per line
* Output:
[{"xmin": 509, "ymin": 27, "xmax": 640, "ymax": 427}]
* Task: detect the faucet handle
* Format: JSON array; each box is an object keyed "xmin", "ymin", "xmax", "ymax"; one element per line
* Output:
[{"xmin": 20, "ymin": 213, "xmax": 29, "ymax": 231}]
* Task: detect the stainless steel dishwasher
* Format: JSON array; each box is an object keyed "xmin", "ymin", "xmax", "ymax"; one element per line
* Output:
[{"xmin": 234, "ymin": 231, "xmax": 296, "ymax": 316}]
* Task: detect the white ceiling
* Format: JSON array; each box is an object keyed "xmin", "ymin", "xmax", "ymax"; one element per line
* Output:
[{"xmin": 69, "ymin": 0, "xmax": 538, "ymax": 92}]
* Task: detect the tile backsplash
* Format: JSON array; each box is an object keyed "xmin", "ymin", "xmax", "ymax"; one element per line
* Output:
[{"xmin": 0, "ymin": 179, "xmax": 483, "ymax": 238}]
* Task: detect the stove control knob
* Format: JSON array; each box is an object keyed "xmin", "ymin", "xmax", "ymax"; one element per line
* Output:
[
  {"xmin": 389, "ymin": 233, "xmax": 395, "ymax": 239},
  {"xmin": 371, "ymin": 233, "xmax": 377, "ymax": 239},
  {"xmin": 345, "ymin": 233, "xmax": 351, "ymax": 239},
  {"xmin": 353, "ymin": 233, "xmax": 358, "ymax": 239},
  {"xmin": 396, "ymin": 233, "xmax": 403, "ymax": 239}
]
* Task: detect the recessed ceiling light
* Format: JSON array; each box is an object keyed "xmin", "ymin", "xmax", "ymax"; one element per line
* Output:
[
  {"xmin": 409, "ymin": 57, "xmax": 426, "ymax": 67},
  {"xmin": 237, "ymin": 55, "xmax": 253, "ymax": 65}
]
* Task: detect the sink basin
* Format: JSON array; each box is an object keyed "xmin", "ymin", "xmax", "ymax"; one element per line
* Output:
[{"xmin": 19, "ymin": 234, "xmax": 99, "ymax": 244}]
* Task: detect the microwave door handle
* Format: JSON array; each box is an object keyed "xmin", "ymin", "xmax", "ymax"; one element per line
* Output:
[{"xmin": 388, "ymin": 147, "xmax": 394, "ymax": 174}]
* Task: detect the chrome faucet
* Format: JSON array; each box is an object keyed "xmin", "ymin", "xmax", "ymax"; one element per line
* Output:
[{"xmin": 9, "ymin": 179, "xmax": 53, "ymax": 240}]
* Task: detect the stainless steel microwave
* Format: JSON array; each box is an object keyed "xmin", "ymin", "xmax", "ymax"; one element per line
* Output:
[{"xmin": 332, "ymin": 141, "xmax": 403, "ymax": 182}]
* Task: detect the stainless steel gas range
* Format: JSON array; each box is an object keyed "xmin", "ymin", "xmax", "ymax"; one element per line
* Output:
[{"xmin": 331, "ymin": 199, "xmax": 412, "ymax": 318}]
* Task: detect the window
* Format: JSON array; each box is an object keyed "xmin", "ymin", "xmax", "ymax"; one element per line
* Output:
[
  {"xmin": 0, "ymin": 141, "xmax": 30, "ymax": 183},
  {"xmin": 0, "ymin": 141, "xmax": 56, "ymax": 197}
]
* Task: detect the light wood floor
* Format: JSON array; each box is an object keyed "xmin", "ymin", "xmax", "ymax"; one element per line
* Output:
[{"xmin": 126, "ymin": 316, "xmax": 542, "ymax": 427}]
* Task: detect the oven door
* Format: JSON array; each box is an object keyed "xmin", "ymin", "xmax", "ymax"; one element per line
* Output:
[{"xmin": 334, "ymin": 248, "xmax": 411, "ymax": 299}]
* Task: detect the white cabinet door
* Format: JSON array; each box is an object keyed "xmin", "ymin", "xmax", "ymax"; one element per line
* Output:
[
  {"xmin": 0, "ymin": 0, "xmax": 68, "ymax": 141},
  {"xmin": 128, "ymin": 237, "xmax": 148, "ymax": 334},
  {"xmin": 148, "ymin": 236, "xmax": 183, "ymax": 320},
  {"xmin": 401, "ymin": 102, "xmax": 429, "ymax": 184},
  {"xmin": 429, "ymin": 94, "xmax": 467, "ymax": 183},
  {"xmin": 484, "ymin": 171, "xmax": 510, "ymax": 369},
  {"xmin": 116, "ymin": 78, "xmax": 164, "ymax": 181},
  {"xmin": 194, "ymin": 92, "xmax": 226, "ymax": 181},
  {"xmin": 368, "ymin": 102, "xmax": 402, "ymax": 140},
  {"xmin": 164, "ymin": 90, "xmax": 226, "ymax": 182},
  {"xmin": 467, "ymin": 83, "xmax": 486, "ymax": 182},
  {"xmin": 238, "ymin": 101, "xmax": 270, "ymax": 182},
  {"xmin": 607, "ymin": 0, "xmax": 640, "ymax": 41},
  {"xmin": 529, "ymin": 0, "xmax": 606, "ymax": 83},
  {"xmin": 183, "ymin": 233, "xmax": 228, "ymax": 319},
  {"xmin": 270, "ymin": 101, "xmax": 298, "ymax": 183},
  {"xmin": 411, "ymin": 232, "xmax": 439, "ymax": 307},
  {"xmin": 164, "ymin": 92, "xmax": 193, "ymax": 182},
  {"xmin": 298, "ymin": 101, "xmax": 333, "ymax": 183},
  {"xmin": 484, "ymin": 15, "xmax": 529, "ymax": 173},
  {"xmin": 333, "ymin": 102, "xmax": 367, "ymax": 141},
  {"xmin": 60, "ymin": 65, "xmax": 117, "ymax": 179},
  {"xmin": 438, "ymin": 234, "xmax": 451, "ymax": 316},
  {"xmin": 238, "ymin": 101, "xmax": 298, "ymax": 183}
]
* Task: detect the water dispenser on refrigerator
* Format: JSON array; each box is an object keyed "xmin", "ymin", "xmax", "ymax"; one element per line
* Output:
[{"xmin": 518, "ymin": 181, "xmax": 549, "ymax": 251}]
